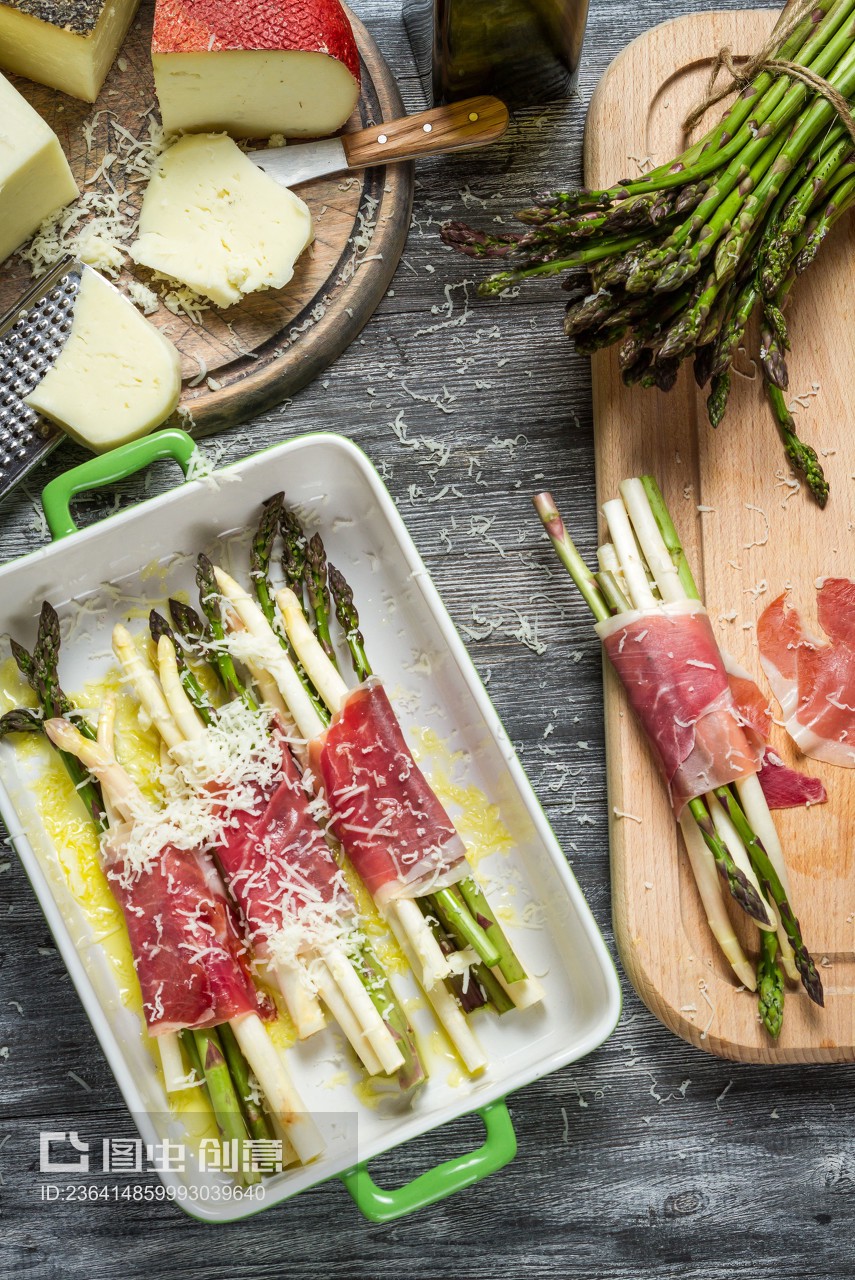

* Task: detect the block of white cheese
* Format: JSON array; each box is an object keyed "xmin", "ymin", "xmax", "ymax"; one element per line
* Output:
[
  {"xmin": 24, "ymin": 267, "xmax": 182, "ymax": 453},
  {"xmin": 0, "ymin": 0, "xmax": 141, "ymax": 102},
  {"xmin": 0, "ymin": 72, "xmax": 78, "ymax": 264},
  {"xmin": 152, "ymin": 0, "xmax": 360, "ymax": 138},
  {"xmin": 129, "ymin": 134, "xmax": 314, "ymax": 308}
]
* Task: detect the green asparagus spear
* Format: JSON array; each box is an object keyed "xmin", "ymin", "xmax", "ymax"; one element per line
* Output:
[{"xmin": 758, "ymin": 929, "xmax": 785, "ymax": 1038}]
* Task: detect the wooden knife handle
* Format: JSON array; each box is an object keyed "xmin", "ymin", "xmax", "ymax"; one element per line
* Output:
[{"xmin": 341, "ymin": 96, "xmax": 509, "ymax": 169}]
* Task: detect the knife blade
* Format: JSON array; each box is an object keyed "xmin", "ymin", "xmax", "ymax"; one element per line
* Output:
[{"xmin": 249, "ymin": 95, "xmax": 509, "ymax": 189}]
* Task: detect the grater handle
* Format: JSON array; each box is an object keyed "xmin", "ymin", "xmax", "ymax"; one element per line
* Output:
[
  {"xmin": 41, "ymin": 429, "xmax": 198, "ymax": 540},
  {"xmin": 338, "ymin": 1099, "xmax": 516, "ymax": 1222}
]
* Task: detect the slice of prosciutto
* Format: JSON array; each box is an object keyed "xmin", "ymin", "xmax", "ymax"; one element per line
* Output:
[
  {"xmin": 723, "ymin": 653, "xmax": 827, "ymax": 809},
  {"xmin": 105, "ymin": 827, "xmax": 263, "ymax": 1037},
  {"xmin": 758, "ymin": 578, "xmax": 855, "ymax": 768},
  {"xmin": 215, "ymin": 729, "xmax": 354, "ymax": 959},
  {"xmin": 310, "ymin": 677, "xmax": 467, "ymax": 905},
  {"xmin": 596, "ymin": 599, "xmax": 763, "ymax": 816}
]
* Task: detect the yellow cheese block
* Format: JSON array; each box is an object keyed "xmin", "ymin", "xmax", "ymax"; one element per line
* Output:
[
  {"xmin": 0, "ymin": 0, "xmax": 141, "ymax": 102},
  {"xmin": 0, "ymin": 71, "xmax": 78, "ymax": 264},
  {"xmin": 24, "ymin": 267, "xmax": 182, "ymax": 452},
  {"xmin": 129, "ymin": 133, "xmax": 314, "ymax": 308}
]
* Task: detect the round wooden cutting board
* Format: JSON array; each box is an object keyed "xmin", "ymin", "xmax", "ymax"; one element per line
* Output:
[{"xmin": 0, "ymin": 1, "xmax": 413, "ymax": 437}]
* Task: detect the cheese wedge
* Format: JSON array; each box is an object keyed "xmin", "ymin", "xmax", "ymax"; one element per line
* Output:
[
  {"xmin": 0, "ymin": 73, "xmax": 78, "ymax": 264},
  {"xmin": 24, "ymin": 267, "xmax": 182, "ymax": 453},
  {"xmin": 129, "ymin": 134, "xmax": 313, "ymax": 308},
  {"xmin": 152, "ymin": 0, "xmax": 360, "ymax": 138},
  {"xmin": 0, "ymin": 0, "xmax": 141, "ymax": 102}
]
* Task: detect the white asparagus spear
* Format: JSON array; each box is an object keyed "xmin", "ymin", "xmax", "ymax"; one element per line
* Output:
[
  {"xmin": 383, "ymin": 905, "xmax": 486, "ymax": 1074},
  {"xmin": 735, "ymin": 775, "xmax": 799, "ymax": 982},
  {"xmin": 156, "ymin": 636, "xmax": 206, "ymax": 742},
  {"xmin": 230, "ymin": 1014, "xmax": 324, "ymax": 1164},
  {"xmin": 213, "ymin": 566, "xmax": 323, "ymax": 740},
  {"xmin": 679, "ymin": 814, "xmax": 757, "ymax": 990},
  {"xmin": 311, "ymin": 960, "xmax": 384, "ymax": 1075},
  {"xmin": 113, "ymin": 624, "xmax": 183, "ymax": 752},
  {"xmin": 602, "ymin": 498, "xmax": 657, "ymax": 610},
  {"xmin": 276, "ymin": 587, "xmax": 349, "ymax": 713},
  {"xmin": 619, "ymin": 477, "xmax": 686, "ymax": 604},
  {"xmin": 322, "ymin": 945, "xmax": 404, "ymax": 1074}
]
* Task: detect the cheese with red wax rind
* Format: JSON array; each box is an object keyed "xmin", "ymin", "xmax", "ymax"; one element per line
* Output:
[
  {"xmin": 0, "ymin": 0, "xmax": 141, "ymax": 102},
  {"xmin": 151, "ymin": 0, "xmax": 361, "ymax": 138}
]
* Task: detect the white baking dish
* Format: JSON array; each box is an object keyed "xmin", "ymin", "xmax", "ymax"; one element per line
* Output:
[{"xmin": 0, "ymin": 429, "xmax": 620, "ymax": 1222}]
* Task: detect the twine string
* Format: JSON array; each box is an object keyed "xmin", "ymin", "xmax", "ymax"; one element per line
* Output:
[{"xmin": 682, "ymin": 0, "xmax": 855, "ymax": 146}]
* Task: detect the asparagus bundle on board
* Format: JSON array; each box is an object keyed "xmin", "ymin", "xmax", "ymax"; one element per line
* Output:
[
  {"xmin": 442, "ymin": 0, "xmax": 855, "ymax": 505},
  {"xmin": 533, "ymin": 478, "xmax": 822, "ymax": 1036}
]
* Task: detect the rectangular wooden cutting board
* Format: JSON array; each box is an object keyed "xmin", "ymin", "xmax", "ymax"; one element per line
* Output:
[{"xmin": 585, "ymin": 9, "xmax": 855, "ymax": 1062}]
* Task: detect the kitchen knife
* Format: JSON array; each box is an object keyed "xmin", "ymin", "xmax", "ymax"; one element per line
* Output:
[{"xmin": 249, "ymin": 95, "xmax": 509, "ymax": 188}]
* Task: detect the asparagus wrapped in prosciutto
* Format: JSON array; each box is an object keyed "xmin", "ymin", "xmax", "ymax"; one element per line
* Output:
[{"xmin": 534, "ymin": 477, "xmax": 822, "ymax": 1036}]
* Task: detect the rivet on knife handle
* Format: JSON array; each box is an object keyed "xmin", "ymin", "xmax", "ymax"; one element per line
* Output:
[{"xmin": 342, "ymin": 96, "xmax": 509, "ymax": 169}]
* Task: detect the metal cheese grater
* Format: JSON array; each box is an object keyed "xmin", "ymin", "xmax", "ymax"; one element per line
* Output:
[{"xmin": 0, "ymin": 255, "xmax": 84, "ymax": 503}]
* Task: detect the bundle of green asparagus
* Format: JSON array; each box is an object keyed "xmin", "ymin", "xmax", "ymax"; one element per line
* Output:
[{"xmin": 442, "ymin": 0, "xmax": 855, "ymax": 505}]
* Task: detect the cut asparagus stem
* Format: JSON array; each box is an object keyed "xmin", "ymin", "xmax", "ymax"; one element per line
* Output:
[
  {"xmin": 383, "ymin": 906, "xmax": 487, "ymax": 1074},
  {"xmin": 602, "ymin": 497, "xmax": 658, "ymax": 609},
  {"xmin": 196, "ymin": 555, "xmax": 258, "ymax": 710},
  {"xmin": 213, "ymin": 565, "xmax": 324, "ymax": 740},
  {"xmin": 113, "ymin": 623, "xmax": 183, "ymax": 751},
  {"xmin": 735, "ymin": 775, "xmax": 799, "ymax": 982},
  {"xmin": 758, "ymin": 928, "xmax": 785, "ymax": 1038},
  {"xmin": 596, "ymin": 569, "xmax": 631, "ymax": 615},
  {"xmin": 329, "ymin": 564, "xmax": 372, "ymax": 681},
  {"xmin": 620, "ymin": 477, "xmax": 688, "ymax": 603},
  {"xmin": 355, "ymin": 939, "xmax": 427, "ymax": 1091},
  {"xmin": 679, "ymin": 814, "xmax": 756, "ymax": 990},
  {"xmin": 640, "ymin": 476, "xmax": 700, "ymax": 599},
  {"xmin": 157, "ymin": 1031, "xmax": 198, "ymax": 1093},
  {"xmin": 230, "ymin": 1014, "xmax": 324, "ymax": 1163},
  {"xmin": 271, "ymin": 959, "xmax": 327, "ymax": 1040},
  {"xmin": 388, "ymin": 898, "xmax": 452, "ymax": 986},
  {"xmin": 534, "ymin": 493, "xmax": 611, "ymax": 623},
  {"xmin": 193, "ymin": 1027, "xmax": 259, "ymax": 1185},
  {"xmin": 457, "ymin": 876, "xmax": 529, "ymax": 986},
  {"xmin": 305, "ymin": 533, "xmax": 338, "ymax": 666},
  {"xmin": 312, "ymin": 959, "xmax": 384, "ymax": 1075},
  {"xmin": 322, "ymin": 945, "xmax": 405, "ymax": 1074},
  {"xmin": 217, "ymin": 1022, "xmax": 275, "ymax": 1143},
  {"xmin": 428, "ymin": 887, "xmax": 501, "ymax": 968},
  {"xmin": 276, "ymin": 586, "xmax": 348, "ymax": 715},
  {"xmin": 707, "ymin": 793, "xmax": 776, "ymax": 931},
  {"xmin": 714, "ymin": 786, "xmax": 823, "ymax": 1005}
]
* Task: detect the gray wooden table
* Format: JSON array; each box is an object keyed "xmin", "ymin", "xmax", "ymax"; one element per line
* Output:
[{"xmin": 2, "ymin": 2, "xmax": 854, "ymax": 1276}]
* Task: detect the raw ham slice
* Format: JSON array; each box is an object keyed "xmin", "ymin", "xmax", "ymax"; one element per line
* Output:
[
  {"xmin": 758, "ymin": 579, "xmax": 855, "ymax": 768},
  {"xmin": 723, "ymin": 653, "xmax": 826, "ymax": 809},
  {"xmin": 105, "ymin": 826, "xmax": 263, "ymax": 1036},
  {"xmin": 215, "ymin": 729, "xmax": 354, "ymax": 958},
  {"xmin": 596, "ymin": 599, "xmax": 763, "ymax": 816},
  {"xmin": 310, "ymin": 677, "xmax": 467, "ymax": 905}
]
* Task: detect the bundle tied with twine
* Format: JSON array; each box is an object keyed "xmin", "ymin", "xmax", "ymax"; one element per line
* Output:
[{"xmin": 683, "ymin": 0, "xmax": 855, "ymax": 142}]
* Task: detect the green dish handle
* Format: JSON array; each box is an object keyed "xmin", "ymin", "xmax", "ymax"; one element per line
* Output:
[
  {"xmin": 41, "ymin": 429, "xmax": 198, "ymax": 541},
  {"xmin": 339, "ymin": 1099, "xmax": 516, "ymax": 1223}
]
